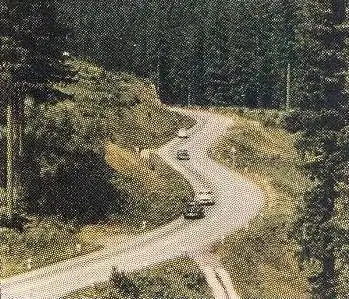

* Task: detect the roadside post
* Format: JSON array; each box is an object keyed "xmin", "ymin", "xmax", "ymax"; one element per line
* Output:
[
  {"xmin": 221, "ymin": 235, "xmax": 225, "ymax": 245},
  {"xmin": 149, "ymin": 151, "xmax": 156, "ymax": 171},
  {"xmin": 142, "ymin": 220, "xmax": 147, "ymax": 230},
  {"xmin": 140, "ymin": 148, "xmax": 151, "ymax": 168},
  {"xmin": 134, "ymin": 146, "xmax": 140, "ymax": 154},
  {"xmin": 76, "ymin": 243, "xmax": 82, "ymax": 254},
  {"xmin": 230, "ymin": 147, "xmax": 237, "ymax": 168},
  {"xmin": 26, "ymin": 258, "xmax": 32, "ymax": 270}
]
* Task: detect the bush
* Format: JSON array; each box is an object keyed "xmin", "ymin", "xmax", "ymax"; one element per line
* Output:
[
  {"xmin": 184, "ymin": 271, "xmax": 208, "ymax": 292},
  {"xmin": 110, "ymin": 267, "xmax": 140, "ymax": 299},
  {"xmin": 281, "ymin": 109, "xmax": 305, "ymax": 133},
  {"xmin": 22, "ymin": 150, "xmax": 128, "ymax": 223},
  {"xmin": 0, "ymin": 217, "xmax": 78, "ymax": 255},
  {"xmin": 24, "ymin": 218, "xmax": 77, "ymax": 250},
  {"xmin": 0, "ymin": 213, "xmax": 29, "ymax": 232}
]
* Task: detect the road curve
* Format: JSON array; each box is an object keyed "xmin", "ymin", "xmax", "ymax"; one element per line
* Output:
[{"xmin": 1, "ymin": 108, "xmax": 264, "ymax": 299}]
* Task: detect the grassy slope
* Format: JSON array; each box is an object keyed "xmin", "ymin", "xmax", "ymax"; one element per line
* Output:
[
  {"xmin": 65, "ymin": 59, "xmax": 195, "ymax": 236},
  {"xmin": 63, "ymin": 60, "xmax": 195, "ymax": 149},
  {"xmin": 209, "ymin": 107, "xmax": 310, "ymax": 299},
  {"xmin": 0, "ymin": 59, "xmax": 195, "ymax": 277},
  {"xmin": 65, "ymin": 258, "xmax": 214, "ymax": 299}
]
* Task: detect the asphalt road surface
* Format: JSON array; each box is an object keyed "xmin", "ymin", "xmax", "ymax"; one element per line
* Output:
[{"xmin": 1, "ymin": 108, "xmax": 263, "ymax": 299}]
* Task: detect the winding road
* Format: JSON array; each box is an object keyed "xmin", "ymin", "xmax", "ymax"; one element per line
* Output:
[{"xmin": 1, "ymin": 108, "xmax": 264, "ymax": 299}]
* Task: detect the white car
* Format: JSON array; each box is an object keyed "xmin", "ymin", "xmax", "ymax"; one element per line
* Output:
[
  {"xmin": 177, "ymin": 128, "xmax": 189, "ymax": 138},
  {"xmin": 196, "ymin": 189, "xmax": 215, "ymax": 206}
]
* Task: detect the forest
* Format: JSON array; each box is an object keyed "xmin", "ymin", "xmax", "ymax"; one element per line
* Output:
[
  {"xmin": 58, "ymin": 0, "xmax": 300, "ymax": 108},
  {"xmin": 1, "ymin": 0, "xmax": 349, "ymax": 298}
]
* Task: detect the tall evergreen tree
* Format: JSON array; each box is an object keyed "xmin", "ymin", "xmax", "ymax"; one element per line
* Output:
[
  {"xmin": 204, "ymin": 0, "xmax": 231, "ymax": 106},
  {"xmin": 280, "ymin": 0, "xmax": 298, "ymax": 109},
  {"xmin": 291, "ymin": 1, "xmax": 349, "ymax": 297},
  {"xmin": 0, "ymin": 0, "xmax": 73, "ymax": 219},
  {"xmin": 189, "ymin": 21, "xmax": 206, "ymax": 106},
  {"xmin": 228, "ymin": 0, "xmax": 293, "ymax": 108}
]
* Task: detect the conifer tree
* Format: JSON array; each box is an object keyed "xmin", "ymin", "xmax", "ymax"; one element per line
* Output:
[
  {"xmin": 1, "ymin": 0, "xmax": 73, "ymax": 219},
  {"xmin": 189, "ymin": 23, "xmax": 206, "ymax": 106},
  {"xmin": 204, "ymin": 0, "xmax": 231, "ymax": 106},
  {"xmin": 280, "ymin": 0, "xmax": 298, "ymax": 109},
  {"xmin": 292, "ymin": 1, "xmax": 348, "ymax": 297}
]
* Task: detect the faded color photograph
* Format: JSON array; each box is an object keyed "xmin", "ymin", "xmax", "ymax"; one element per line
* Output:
[{"xmin": 0, "ymin": 1, "xmax": 348, "ymax": 298}]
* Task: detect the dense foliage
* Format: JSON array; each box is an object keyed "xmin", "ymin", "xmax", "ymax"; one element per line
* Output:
[
  {"xmin": 56, "ymin": 0, "xmax": 301, "ymax": 108},
  {"xmin": 0, "ymin": 0, "xmax": 74, "ymax": 219},
  {"xmin": 284, "ymin": 1, "xmax": 349, "ymax": 298},
  {"xmin": 22, "ymin": 101, "xmax": 125, "ymax": 223}
]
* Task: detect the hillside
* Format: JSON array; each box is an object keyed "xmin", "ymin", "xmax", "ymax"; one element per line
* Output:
[
  {"xmin": 0, "ymin": 58, "xmax": 195, "ymax": 277},
  {"xmin": 59, "ymin": 59, "xmax": 195, "ymax": 149},
  {"xmin": 210, "ymin": 107, "xmax": 310, "ymax": 298}
]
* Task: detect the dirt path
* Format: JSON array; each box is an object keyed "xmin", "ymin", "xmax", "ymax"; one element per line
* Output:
[{"xmin": 192, "ymin": 251, "xmax": 241, "ymax": 299}]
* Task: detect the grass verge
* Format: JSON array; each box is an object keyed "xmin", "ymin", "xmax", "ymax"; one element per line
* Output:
[
  {"xmin": 64, "ymin": 258, "xmax": 214, "ymax": 299},
  {"xmin": 209, "ymin": 107, "xmax": 311, "ymax": 299},
  {"xmin": 0, "ymin": 218, "xmax": 99, "ymax": 278}
]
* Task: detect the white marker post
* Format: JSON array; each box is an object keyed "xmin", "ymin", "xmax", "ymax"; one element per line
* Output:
[
  {"xmin": 26, "ymin": 258, "xmax": 32, "ymax": 270},
  {"xmin": 230, "ymin": 147, "xmax": 237, "ymax": 168},
  {"xmin": 221, "ymin": 235, "xmax": 225, "ymax": 245},
  {"xmin": 76, "ymin": 243, "xmax": 82, "ymax": 254},
  {"xmin": 62, "ymin": 51, "xmax": 71, "ymax": 58},
  {"xmin": 142, "ymin": 220, "xmax": 147, "ymax": 230}
]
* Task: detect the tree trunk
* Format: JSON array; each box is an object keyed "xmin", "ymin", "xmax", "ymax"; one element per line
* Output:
[
  {"xmin": 17, "ymin": 99, "xmax": 24, "ymax": 158},
  {"xmin": 0, "ymin": 133, "xmax": 5, "ymax": 188},
  {"xmin": 6, "ymin": 102, "xmax": 15, "ymax": 220},
  {"xmin": 12, "ymin": 104, "xmax": 22, "ymax": 215},
  {"xmin": 286, "ymin": 62, "xmax": 291, "ymax": 110}
]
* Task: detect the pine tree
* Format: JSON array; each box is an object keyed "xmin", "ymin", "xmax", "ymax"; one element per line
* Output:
[
  {"xmin": 189, "ymin": 22, "xmax": 206, "ymax": 106},
  {"xmin": 1, "ymin": 0, "xmax": 74, "ymax": 219},
  {"xmin": 280, "ymin": 0, "xmax": 298, "ymax": 109},
  {"xmin": 228, "ymin": 0, "xmax": 292, "ymax": 108},
  {"xmin": 204, "ymin": 0, "xmax": 231, "ymax": 106},
  {"xmin": 292, "ymin": 1, "xmax": 349, "ymax": 297}
]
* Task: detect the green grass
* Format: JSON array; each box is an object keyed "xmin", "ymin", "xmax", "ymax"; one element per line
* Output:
[
  {"xmin": 60, "ymin": 59, "xmax": 195, "ymax": 149},
  {"xmin": 65, "ymin": 258, "xmax": 214, "ymax": 299},
  {"xmin": 0, "ymin": 218, "xmax": 99, "ymax": 278},
  {"xmin": 106, "ymin": 150, "xmax": 194, "ymax": 232},
  {"xmin": 0, "ymin": 59, "xmax": 195, "ymax": 277},
  {"xmin": 64, "ymin": 59, "xmax": 195, "ymax": 232},
  {"xmin": 209, "ymin": 107, "xmax": 311, "ymax": 299}
]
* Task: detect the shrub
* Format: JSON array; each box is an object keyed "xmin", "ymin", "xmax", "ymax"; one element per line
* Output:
[
  {"xmin": 110, "ymin": 267, "xmax": 140, "ymax": 299},
  {"xmin": 281, "ymin": 109, "xmax": 305, "ymax": 133},
  {"xmin": 184, "ymin": 271, "xmax": 208, "ymax": 292},
  {"xmin": 0, "ymin": 213, "xmax": 28, "ymax": 232}
]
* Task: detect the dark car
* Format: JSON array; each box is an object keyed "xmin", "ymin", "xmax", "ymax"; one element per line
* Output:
[
  {"xmin": 183, "ymin": 201, "xmax": 205, "ymax": 219},
  {"xmin": 177, "ymin": 149, "xmax": 190, "ymax": 160}
]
